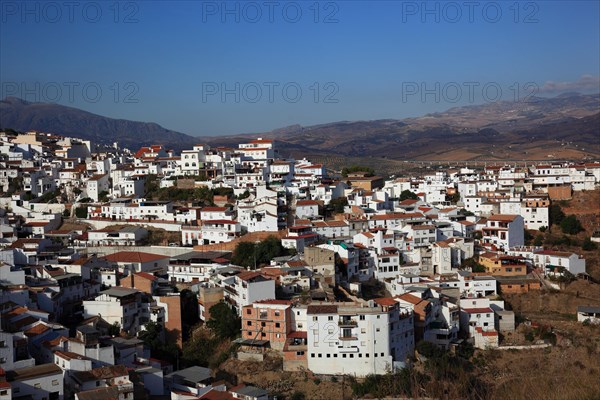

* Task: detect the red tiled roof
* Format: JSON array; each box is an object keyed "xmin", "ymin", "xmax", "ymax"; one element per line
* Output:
[
  {"xmin": 134, "ymin": 272, "xmax": 157, "ymax": 281},
  {"xmin": 104, "ymin": 251, "xmax": 168, "ymax": 263},
  {"xmin": 374, "ymin": 297, "xmax": 397, "ymax": 306},
  {"xmin": 463, "ymin": 307, "xmax": 493, "ymax": 314},
  {"xmin": 488, "ymin": 214, "xmax": 519, "ymax": 222}
]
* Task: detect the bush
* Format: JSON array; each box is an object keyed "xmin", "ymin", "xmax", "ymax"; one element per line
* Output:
[
  {"xmin": 524, "ymin": 330, "xmax": 535, "ymax": 342},
  {"xmin": 291, "ymin": 392, "xmax": 305, "ymax": 400},
  {"xmin": 550, "ymin": 204, "xmax": 565, "ymax": 226},
  {"xmin": 329, "ymin": 197, "xmax": 348, "ymax": 214},
  {"xmin": 206, "ymin": 301, "xmax": 241, "ymax": 339},
  {"xmin": 560, "ymin": 215, "xmax": 583, "ymax": 235},
  {"xmin": 533, "ymin": 234, "xmax": 544, "ymax": 246},
  {"xmin": 582, "ymin": 237, "xmax": 598, "ymax": 251},
  {"xmin": 75, "ymin": 207, "xmax": 88, "ymax": 218},
  {"xmin": 399, "ymin": 190, "xmax": 419, "ymax": 201},
  {"xmin": 341, "ymin": 166, "xmax": 375, "ymax": 177}
]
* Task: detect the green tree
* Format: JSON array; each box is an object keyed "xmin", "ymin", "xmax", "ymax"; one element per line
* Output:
[
  {"xmin": 231, "ymin": 235, "xmax": 289, "ymax": 268},
  {"xmin": 98, "ymin": 191, "xmax": 109, "ymax": 202},
  {"xmin": 582, "ymin": 237, "xmax": 598, "ymax": 251},
  {"xmin": 329, "ymin": 197, "xmax": 348, "ymax": 214},
  {"xmin": 524, "ymin": 229, "xmax": 534, "ymax": 244},
  {"xmin": 399, "ymin": 190, "xmax": 419, "ymax": 201},
  {"xmin": 461, "ymin": 257, "xmax": 485, "ymax": 272},
  {"xmin": 550, "ymin": 204, "xmax": 565, "ymax": 226},
  {"xmin": 138, "ymin": 321, "xmax": 180, "ymax": 363},
  {"xmin": 108, "ymin": 322, "xmax": 121, "ymax": 336},
  {"xmin": 533, "ymin": 234, "xmax": 544, "ymax": 247},
  {"xmin": 206, "ymin": 301, "xmax": 241, "ymax": 339},
  {"xmin": 560, "ymin": 215, "xmax": 583, "ymax": 235},
  {"xmin": 181, "ymin": 328, "xmax": 217, "ymax": 367},
  {"xmin": 447, "ymin": 192, "xmax": 461, "ymax": 204},
  {"xmin": 75, "ymin": 207, "xmax": 88, "ymax": 218},
  {"xmin": 180, "ymin": 290, "xmax": 200, "ymax": 341},
  {"xmin": 341, "ymin": 165, "xmax": 375, "ymax": 177},
  {"xmin": 231, "ymin": 241, "xmax": 257, "ymax": 268}
]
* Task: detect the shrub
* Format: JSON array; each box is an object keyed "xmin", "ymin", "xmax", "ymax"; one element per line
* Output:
[
  {"xmin": 291, "ymin": 392, "xmax": 305, "ymax": 400},
  {"xmin": 582, "ymin": 237, "xmax": 598, "ymax": 251},
  {"xmin": 74, "ymin": 207, "xmax": 88, "ymax": 218},
  {"xmin": 524, "ymin": 331, "xmax": 535, "ymax": 342},
  {"xmin": 560, "ymin": 215, "xmax": 583, "ymax": 235}
]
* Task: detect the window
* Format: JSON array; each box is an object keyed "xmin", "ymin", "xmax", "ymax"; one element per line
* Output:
[
  {"xmin": 328, "ymin": 316, "xmax": 333, "ymax": 321},
  {"xmin": 312, "ymin": 316, "xmax": 318, "ymax": 321},
  {"xmin": 35, "ymin": 383, "xmax": 42, "ymax": 389},
  {"xmin": 52, "ymin": 380, "xmax": 59, "ymax": 386},
  {"xmin": 360, "ymin": 315, "xmax": 365, "ymax": 321},
  {"xmin": 247, "ymin": 321, "xmax": 252, "ymax": 326}
]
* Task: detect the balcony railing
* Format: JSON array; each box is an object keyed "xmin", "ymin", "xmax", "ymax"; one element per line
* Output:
[{"xmin": 338, "ymin": 318, "xmax": 358, "ymax": 327}]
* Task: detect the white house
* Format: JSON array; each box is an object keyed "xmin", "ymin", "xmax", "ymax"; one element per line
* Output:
[
  {"xmin": 295, "ymin": 200, "xmax": 320, "ymax": 219},
  {"xmin": 221, "ymin": 271, "xmax": 276, "ymax": 315},
  {"xmin": 482, "ymin": 214, "xmax": 524, "ymax": 250},
  {"xmin": 533, "ymin": 250, "xmax": 586, "ymax": 276},
  {"xmin": 577, "ymin": 306, "xmax": 600, "ymax": 325},
  {"xmin": 305, "ymin": 299, "xmax": 414, "ymax": 376},
  {"xmin": 6, "ymin": 364, "xmax": 64, "ymax": 400},
  {"xmin": 82, "ymin": 287, "xmax": 144, "ymax": 335}
]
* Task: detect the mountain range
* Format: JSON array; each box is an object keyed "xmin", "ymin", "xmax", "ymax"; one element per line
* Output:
[{"xmin": 1, "ymin": 93, "xmax": 599, "ymax": 161}]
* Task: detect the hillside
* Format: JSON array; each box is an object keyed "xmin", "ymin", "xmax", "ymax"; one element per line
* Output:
[
  {"xmin": 2, "ymin": 93, "xmax": 598, "ymax": 160},
  {"xmin": 205, "ymin": 93, "xmax": 600, "ymax": 161},
  {"xmin": 0, "ymin": 97, "xmax": 197, "ymax": 150}
]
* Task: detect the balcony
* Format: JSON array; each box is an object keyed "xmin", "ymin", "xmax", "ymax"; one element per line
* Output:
[
  {"xmin": 339, "ymin": 335, "xmax": 358, "ymax": 341},
  {"xmin": 338, "ymin": 318, "xmax": 358, "ymax": 327}
]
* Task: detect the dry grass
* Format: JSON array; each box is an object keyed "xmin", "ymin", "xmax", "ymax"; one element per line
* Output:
[{"xmin": 192, "ymin": 230, "xmax": 286, "ymax": 252}]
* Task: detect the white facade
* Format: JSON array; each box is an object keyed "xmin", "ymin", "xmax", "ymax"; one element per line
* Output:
[{"xmin": 306, "ymin": 301, "xmax": 414, "ymax": 376}]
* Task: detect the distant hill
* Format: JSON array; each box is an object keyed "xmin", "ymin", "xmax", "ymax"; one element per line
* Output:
[
  {"xmin": 2, "ymin": 93, "xmax": 598, "ymax": 160},
  {"xmin": 203, "ymin": 93, "xmax": 600, "ymax": 161},
  {"xmin": 0, "ymin": 97, "xmax": 196, "ymax": 150}
]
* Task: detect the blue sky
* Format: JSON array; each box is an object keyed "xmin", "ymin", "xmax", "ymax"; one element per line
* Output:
[{"xmin": 1, "ymin": 0, "xmax": 599, "ymax": 136}]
